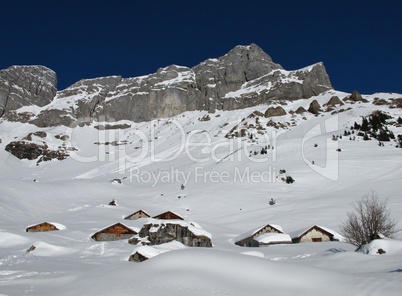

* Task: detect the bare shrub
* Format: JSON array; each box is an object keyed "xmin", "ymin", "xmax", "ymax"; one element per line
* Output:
[{"xmin": 340, "ymin": 191, "xmax": 399, "ymax": 249}]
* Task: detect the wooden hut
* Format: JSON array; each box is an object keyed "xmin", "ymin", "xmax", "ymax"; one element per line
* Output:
[
  {"xmin": 235, "ymin": 224, "xmax": 290, "ymax": 247},
  {"xmin": 153, "ymin": 211, "xmax": 184, "ymax": 220},
  {"xmin": 26, "ymin": 222, "xmax": 61, "ymax": 232},
  {"xmin": 91, "ymin": 223, "xmax": 137, "ymax": 241},
  {"xmin": 124, "ymin": 209, "xmax": 150, "ymax": 220}
]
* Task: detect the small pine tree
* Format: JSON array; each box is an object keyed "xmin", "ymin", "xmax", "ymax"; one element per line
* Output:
[
  {"xmin": 354, "ymin": 122, "xmax": 361, "ymax": 130},
  {"xmin": 361, "ymin": 117, "xmax": 370, "ymax": 132}
]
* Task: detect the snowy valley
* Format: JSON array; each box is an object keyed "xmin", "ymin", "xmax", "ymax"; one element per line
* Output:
[{"xmin": 1, "ymin": 45, "xmax": 402, "ymax": 295}]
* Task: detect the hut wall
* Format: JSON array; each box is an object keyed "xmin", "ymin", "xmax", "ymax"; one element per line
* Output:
[
  {"xmin": 300, "ymin": 228, "xmax": 331, "ymax": 243},
  {"xmin": 235, "ymin": 237, "xmax": 259, "ymax": 247},
  {"xmin": 254, "ymin": 225, "xmax": 281, "ymax": 237},
  {"xmin": 94, "ymin": 233, "xmax": 134, "ymax": 241}
]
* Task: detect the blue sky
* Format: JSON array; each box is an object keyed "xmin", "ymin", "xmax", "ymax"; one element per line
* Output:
[{"xmin": 1, "ymin": 0, "xmax": 401, "ymax": 93}]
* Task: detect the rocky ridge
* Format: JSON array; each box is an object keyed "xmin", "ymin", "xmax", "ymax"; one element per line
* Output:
[{"xmin": 0, "ymin": 44, "xmax": 332, "ymax": 127}]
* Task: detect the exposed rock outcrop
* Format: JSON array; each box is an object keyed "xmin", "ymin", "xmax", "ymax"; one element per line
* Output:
[
  {"xmin": 129, "ymin": 220, "xmax": 212, "ymax": 247},
  {"xmin": 193, "ymin": 43, "xmax": 283, "ymax": 111},
  {"xmin": 5, "ymin": 141, "xmax": 69, "ymax": 163},
  {"xmin": 344, "ymin": 90, "xmax": 368, "ymax": 103},
  {"xmin": 0, "ymin": 66, "xmax": 57, "ymax": 118},
  {"xmin": 221, "ymin": 62, "xmax": 332, "ymax": 111}
]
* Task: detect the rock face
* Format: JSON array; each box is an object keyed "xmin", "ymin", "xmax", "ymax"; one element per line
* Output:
[
  {"xmin": 0, "ymin": 66, "xmax": 57, "ymax": 118},
  {"xmin": 1, "ymin": 44, "xmax": 333, "ymax": 127},
  {"xmin": 130, "ymin": 221, "xmax": 212, "ymax": 247},
  {"xmin": 32, "ymin": 65, "xmax": 205, "ymax": 127},
  {"xmin": 193, "ymin": 43, "xmax": 283, "ymax": 111}
]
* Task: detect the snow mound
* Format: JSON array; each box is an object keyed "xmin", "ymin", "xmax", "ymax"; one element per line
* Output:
[
  {"xmin": 255, "ymin": 233, "xmax": 292, "ymax": 244},
  {"xmin": 28, "ymin": 241, "xmax": 76, "ymax": 257},
  {"xmin": 361, "ymin": 239, "xmax": 402, "ymax": 255},
  {"xmin": 67, "ymin": 249, "xmax": 358, "ymax": 295},
  {"xmin": 0, "ymin": 232, "xmax": 31, "ymax": 248}
]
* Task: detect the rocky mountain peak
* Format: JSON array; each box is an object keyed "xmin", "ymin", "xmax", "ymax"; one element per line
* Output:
[
  {"xmin": 221, "ymin": 43, "xmax": 276, "ymax": 64},
  {"xmin": 0, "ymin": 44, "xmax": 333, "ymax": 126}
]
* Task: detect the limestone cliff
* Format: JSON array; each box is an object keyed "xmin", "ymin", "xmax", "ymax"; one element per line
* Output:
[{"xmin": 0, "ymin": 44, "xmax": 333, "ymax": 126}]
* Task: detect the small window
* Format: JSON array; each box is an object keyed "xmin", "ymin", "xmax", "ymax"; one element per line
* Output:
[{"xmin": 312, "ymin": 238, "xmax": 322, "ymax": 242}]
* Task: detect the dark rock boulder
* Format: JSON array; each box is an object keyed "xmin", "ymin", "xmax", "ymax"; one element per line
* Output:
[
  {"xmin": 295, "ymin": 106, "xmax": 307, "ymax": 114},
  {"xmin": 264, "ymin": 106, "xmax": 287, "ymax": 118},
  {"xmin": 24, "ymin": 131, "xmax": 47, "ymax": 141},
  {"xmin": 308, "ymin": 100, "xmax": 322, "ymax": 114},
  {"xmin": 344, "ymin": 90, "xmax": 368, "ymax": 103},
  {"xmin": 324, "ymin": 96, "xmax": 344, "ymax": 107}
]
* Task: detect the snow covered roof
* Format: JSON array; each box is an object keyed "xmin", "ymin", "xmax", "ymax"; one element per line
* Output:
[
  {"xmin": 26, "ymin": 221, "xmax": 66, "ymax": 232},
  {"xmin": 152, "ymin": 211, "xmax": 184, "ymax": 220},
  {"xmin": 289, "ymin": 225, "xmax": 343, "ymax": 241},
  {"xmin": 131, "ymin": 241, "xmax": 187, "ymax": 260},
  {"xmin": 255, "ymin": 233, "xmax": 292, "ymax": 245},
  {"xmin": 92, "ymin": 223, "xmax": 137, "ymax": 236},
  {"xmin": 144, "ymin": 219, "xmax": 212, "ymax": 239},
  {"xmin": 235, "ymin": 224, "xmax": 284, "ymax": 242},
  {"xmin": 124, "ymin": 209, "xmax": 150, "ymax": 220}
]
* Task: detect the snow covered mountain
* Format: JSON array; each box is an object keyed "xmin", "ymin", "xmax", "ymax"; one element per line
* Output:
[
  {"xmin": 1, "ymin": 45, "xmax": 402, "ymax": 295},
  {"xmin": 0, "ymin": 44, "xmax": 331, "ymax": 126}
]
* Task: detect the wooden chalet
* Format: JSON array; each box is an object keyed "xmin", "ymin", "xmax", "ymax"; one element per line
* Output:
[
  {"xmin": 124, "ymin": 209, "xmax": 150, "ymax": 220},
  {"xmin": 91, "ymin": 222, "xmax": 137, "ymax": 241},
  {"xmin": 152, "ymin": 211, "xmax": 184, "ymax": 220},
  {"xmin": 26, "ymin": 222, "xmax": 61, "ymax": 232}
]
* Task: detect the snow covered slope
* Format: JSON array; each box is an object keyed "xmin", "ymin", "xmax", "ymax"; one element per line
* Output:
[{"xmin": 1, "ymin": 90, "xmax": 402, "ymax": 295}]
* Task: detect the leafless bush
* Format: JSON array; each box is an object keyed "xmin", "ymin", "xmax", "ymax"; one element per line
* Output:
[{"xmin": 340, "ymin": 191, "xmax": 399, "ymax": 249}]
